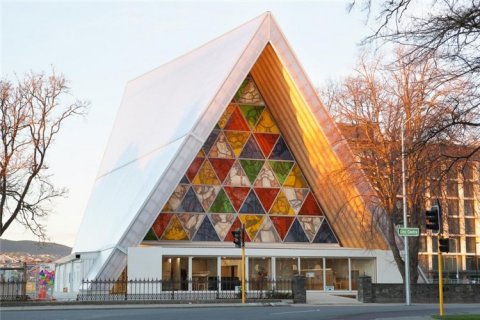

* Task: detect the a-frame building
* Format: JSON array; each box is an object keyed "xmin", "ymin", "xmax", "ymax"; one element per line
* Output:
[{"xmin": 55, "ymin": 12, "xmax": 401, "ymax": 296}]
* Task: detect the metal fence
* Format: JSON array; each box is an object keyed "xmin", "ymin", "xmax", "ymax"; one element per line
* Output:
[
  {"xmin": 77, "ymin": 278, "xmax": 292, "ymax": 301},
  {"xmin": 0, "ymin": 279, "xmax": 27, "ymax": 301}
]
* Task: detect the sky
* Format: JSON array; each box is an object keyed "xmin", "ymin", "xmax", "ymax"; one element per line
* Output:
[{"xmin": 1, "ymin": 0, "xmax": 377, "ymax": 247}]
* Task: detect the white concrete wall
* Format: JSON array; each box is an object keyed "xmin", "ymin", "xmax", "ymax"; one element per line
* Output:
[{"xmin": 128, "ymin": 247, "xmax": 163, "ymax": 280}]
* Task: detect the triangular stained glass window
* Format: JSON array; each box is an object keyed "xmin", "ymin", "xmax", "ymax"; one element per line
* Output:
[
  {"xmin": 269, "ymin": 136, "xmax": 294, "ymax": 161},
  {"xmin": 193, "ymin": 217, "xmax": 220, "ymax": 241},
  {"xmin": 224, "ymin": 107, "xmax": 250, "ymax": 131},
  {"xmin": 284, "ymin": 218, "xmax": 309, "ymax": 242},
  {"xmin": 211, "ymin": 213, "xmax": 236, "ymax": 241},
  {"xmin": 313, "ymin": 220, "xmax": 338, "ymax": 244},
  {"xmin": 239, "ymin": 135, "xmax": 264, "ymax": 159},
  {"xmin": 224, "ymin": 186, "xmax": 250, "ymax": 211},
  {"xmin": 143, "ymin": 228, "xmax": 158, "ymax": 241},
  {"xmin": 209, "ymin": 188, "xmax": 236, "ymax": 213},
  {"xmin": 144, "ymin": 73, "xmax": 339, "ymax": 246},
  {"xmin": 177, "ymin": 187, "xmax": 204, "ymax": 213},
  {"xmin": 254, "ymin": 217, "xmax": 281, "ymax": 243},
  {"xmin": 239, "ymin": 190, "xmax": 265, "ymax": 214},
  {"xmin": 178, "ymin": 213, "xmax": 205, "ymax": 239},
  {"xmin": 225, "ymin": 216, "xmax": 251, "ymax": 242}
]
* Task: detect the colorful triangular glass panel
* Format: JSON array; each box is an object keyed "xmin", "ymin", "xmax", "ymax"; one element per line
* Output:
[
  {"xmin": 299, "ymin": 192, "xmax": 323, "ymax": 216},
  {"xmin": 186, "ymin": 157, "xmax": 204, "ymax": 182},
  {"xmin": 224, "ymin": 161, "xmax": 251, "ymax": 187},
  {"xmin": 192, "ymin": 216, "xmax": 220, "ymax": 241},
  {"xmin": 210, "ymin": 213, "xmax": 236, "ymax": 241},
  {"xmin": 192, "ymin": 159, "xmax": 221, "ymax": 185},
  {"xmin": 225, "ymin": 131, "xmax": 250, "ymax": 157},
  {"xmin": 235, "ymin": 77, "xmax": 264, "ymax": 105},
  {"xmin": 209, "ymin": 188, "xmax": 236, "ymax": 213},
  {"xmin": 254, "ymin": 133, "xmax": 279, "ymax": 158},
  {"xmin": 161, "ymin": 216, "xmax": 189, "ymax": 240},
  {"xmin": 177, "ymin": 187, "xmax": 204, "ymax": 213},
  {"xmin": 283, "ymin": 188, "xmax": 309, "ymax": 214},
  {"xmin": 210, "ymin": 158, "xmax": 235, "ymax": 183},
  {"xmin": 162, "ymin": 185, "xmax": 189, "ymax": 212},
  {"xmin": 270, "ymin": 216, "xmax": 294, "ymax": 240},
  {"xmin": 239, "ymin": 214, "xmax": 265, "ymax": 240},
  {"xmin": 269, "ymin": 161, "xmax": 295, "ymax": 185},
  {"xmin": 239, "ymin": 135, "xmax": 264, "ymax": 159},
  {"xmin": 269, "ymin": 190, "xmax": 295, "ymax": 215},
  {"xmin": 254, "ymin": 162, "xmax": 281, "ymax": 188},
  {"xmin": 197, "ymin": 149, "xmax": 206, "ymax": 158},
  {"xmin": 180, "ymin": 175, "xmax": 190, "ymax": 184},
  {"xmin": 152, "ymin": 213, "xmax": 173, "ymax": 238},
  {"xmin": 284, "ymin": 218, "xmax": 309, "ymax": 242},
  {"xmin": 283, "ymin": 164, "xmax": 308, "ymax": 188},
  {"xmin": 240, "ymin": 105, "xmax": 265, "ymax": 129},
  {"xmin": 202, "ymin": 129, "xmax": 220, "ymax": 154},
  {"xmin": 209, "ymin": 132, "xmax": 235, "ymax": 159},
  {"xmin": 269, "ymin": 136, "xmax": 294, "ymax": 161},
  {"xmin": 239, "ymin": 190, "xmax": 265, "ymax": 214},
  {"xmin": 254, "ymin": 217, "xmax": 281, "ymax": 243},
  {"xmin": 217, "ymin": 102, "xmax": 236, "ymax": 129},
  {"xmin": 224, "ymin": 107, "xmax": 250, "ymax": 131},
  {"xmin": 313, "ymin": 220, "xmax": 338, "ymax": 244},
  {"xmin": 254, "ymin": 110, "xmax": 280, "ymax": 133},
  {"xmin": 143, "ymin": 228, "xmax": 158, "ymax": 241},
  {"xmin": 224, "ymin": 186, "xmax": 250, "ymax": 212},
  {"xmin": 193, "ymin": 185, "xmax": 221, "ymax": 211},
  {"xmin": 298, "ymin": 216, "xmax": 324, "ymax": 242},
  {"xmin": 239, "ymin": 159, "xmax": 264, "ymax": 184},
  {"xmin": 178, "ymin": 213, "xmax": 205, "ymax": 239},
  {"xmin": 254, "ymin": 188, "xmax": 280, "ymax": 212}
]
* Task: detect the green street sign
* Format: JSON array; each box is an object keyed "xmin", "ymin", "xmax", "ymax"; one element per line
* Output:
[{"xmin": 398, "ymin": 227, "xmax": 420, "ymax": 237}]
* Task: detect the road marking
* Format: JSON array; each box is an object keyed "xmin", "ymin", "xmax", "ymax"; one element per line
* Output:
[{"xmin": 271, "ymin": 309, "xmax": 321, "ymax": 315}]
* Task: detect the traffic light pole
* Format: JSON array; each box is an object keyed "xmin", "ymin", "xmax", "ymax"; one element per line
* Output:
[
  {"xmin": 438, "ymin": 241, "xmax": 445, "ymax": 316},
  {"xmin": 241, "ymin": 240, "xmax": 245, "ymax": 304}
]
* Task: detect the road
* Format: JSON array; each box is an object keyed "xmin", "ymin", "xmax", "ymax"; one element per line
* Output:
[{"xmin": 2, "ymin": 304, "xmax": 480, "ymax": 320}]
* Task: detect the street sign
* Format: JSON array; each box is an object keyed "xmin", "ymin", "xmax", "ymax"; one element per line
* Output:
[{"xmin": 398, "ymin": 227, "xmax": 420, "ymax": 237}]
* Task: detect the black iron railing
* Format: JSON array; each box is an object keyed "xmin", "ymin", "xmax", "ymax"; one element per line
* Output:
[
  {"xmin": 0, "ymin": 279, "xmax": 27, "ymax": 301},
  {"xmin": 77, "ymin": 277, "xmax": 292, "ymax": 301}
]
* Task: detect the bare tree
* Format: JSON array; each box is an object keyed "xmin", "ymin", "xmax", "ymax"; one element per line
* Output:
[
  {"xmin": 323, "ymin": 49, "xmax": 478, "ymax": 282},
  {"xmin": 0, "ymin": 71, "xmax": 88, "ymax": 239},
  {"xmin": 350, "ymin": 0, "xmax": 480, "ymax": 159}
]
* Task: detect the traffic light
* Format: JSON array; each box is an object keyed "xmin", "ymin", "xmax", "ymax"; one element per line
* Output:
[
  {"xmin": 425, "ymin": 204, "xmax": 441, "ymax": 233},
  {"xmin": 439, "ymin": 237, "xmax": 449, "ymax": 253},
  {"xmin": 232, "ymin": 228, "xmax": 242, "ymax": 248}
]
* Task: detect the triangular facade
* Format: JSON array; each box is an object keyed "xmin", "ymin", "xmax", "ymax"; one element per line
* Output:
[
  {"xmin": 73, "ymin": 12, "xmax": 387, "ymax": 282},
  {"xmin": 145, "ymin": 76, "xmax": 338, "ymax": 244}
]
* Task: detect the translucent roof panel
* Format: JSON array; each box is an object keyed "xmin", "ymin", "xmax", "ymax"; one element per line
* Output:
[
  {"xmin": 73, "ymin": 136, "xmax": 185, "ymax": 252},
  {"xmin": 97, "ymin": 13, "xmax": 267, "ymax": 177}
]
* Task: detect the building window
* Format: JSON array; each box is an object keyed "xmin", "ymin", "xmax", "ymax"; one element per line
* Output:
[
  {"xmin": 464, "ymin": 181, "xmax": 475, "ymax": 198},
  {"xmin": 419, "ymin": 236, "xmax": 427, "ymax": 252},
  {"xmin": 192, "ymin": 257, "xmax": 217, "ymax": 290},
  {"xmin": 446, "ymin": 180, "xmax": 458, "ymax": 197},
  {"xmin": 350, "ymin": 258, "xmax": 376, "ymax": 290},
  {"xmin": 248, "ymin": 257, "xmax": 271, "ymax": 290},
  {"xmin": 448, "ymin": 218, "xmax": 460, "ymax": 235},
  {"xmin": 275, "ymin": 258, "xmax": 299, "ymax": 280},
  {"xmin": 465, "ymin": 218, "xmax": 476, "ymax": 235},
  {"xmin": 447, "ymin": 200, "xmax": 459, "ymax": 217},
  {"xmin": 221, "ymin": 257, "xmax": 242, "ymax": 290},
  {"xmin": 466, "ymin": 237, "xmax": 477, "ymax": 254},
  {"xmin": 464, "ymin": 200, "xmax": 476, "ymax": 217},
  {"xmin": 300, "ymin": 258, "xmax": 324, "ymax": 290},
  {"xmin": 325, "ymin": 258, "xmax": 349, "ymax": 291},
  {"xmin": 162, "ymin": 257, "xmax": 188, "ymax": 290}
]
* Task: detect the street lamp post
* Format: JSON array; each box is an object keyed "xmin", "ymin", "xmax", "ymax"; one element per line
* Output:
[{"xmin": 401, "ymin": 119, "xmax": 411, "ymax": 306}]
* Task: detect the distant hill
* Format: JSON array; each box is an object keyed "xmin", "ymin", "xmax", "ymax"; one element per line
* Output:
[{"xmin": 0, "ymin": 239, "xmax": 72, "ymax": 256}]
